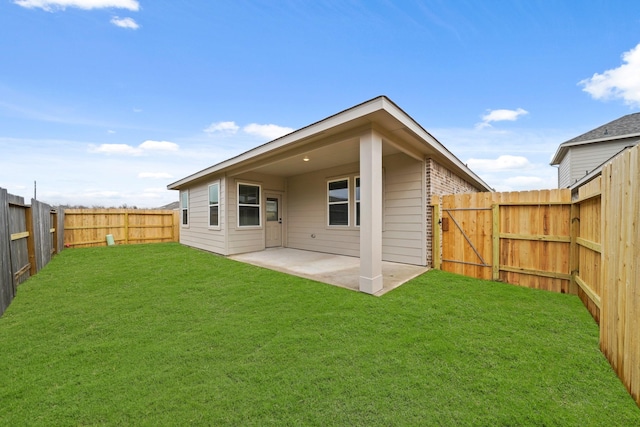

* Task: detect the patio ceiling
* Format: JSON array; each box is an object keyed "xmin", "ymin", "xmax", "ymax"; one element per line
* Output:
[{"xmin": 244, "ymin": 137, "xmax": 403, "ymax": 177}]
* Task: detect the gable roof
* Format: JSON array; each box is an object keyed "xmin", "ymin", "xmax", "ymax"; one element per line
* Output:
[
  {"xmin": 168, "ymin": 96, "xmax": 492, "ymax": 192},
  {"xmin": 551, "ymin": 112, "xmax": 640, "ymax": 165}
]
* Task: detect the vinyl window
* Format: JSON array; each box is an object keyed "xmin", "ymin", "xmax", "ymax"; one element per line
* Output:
[
  {"xmin": 238, "ymin": 183, "xmax": 261, "ymax": 227},
  {"xmin": 180, "ymin": 191, "xmax": 188, "ymax": 226},
  {"xmin": 355, "ymin": 177, "xmax": 360, "ymax": 227},
  {"xmin": 328, "ymin": 178, "xmax": 349, "ymax": 226},
  {"xmin": 208, "ymin": 182, "xmax": 220, "ymax": 228}
]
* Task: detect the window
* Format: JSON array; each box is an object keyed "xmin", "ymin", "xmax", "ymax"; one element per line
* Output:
[
  {"xmin": 355, "ymin": 177, "xmax": 360, "ymax": 226},
  {"xmin": 328, "ymin": 178, "xmax": 349, "ymax": 226},
  {"xmin": 238, "ymin": 183, "xmax": 261, "ymax": 227},
  {"xmin": 266, "ymin": 198, "xmax": 278, "ymax": 222},
  {"xmin": 181, "ymin": 191, "xmax": 188, "ymax": 226},
  {"xmin": 208, "ymin": 182, "xmax": 219, "ymax": 227}
]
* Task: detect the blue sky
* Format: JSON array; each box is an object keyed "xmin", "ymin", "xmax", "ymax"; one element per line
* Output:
[{"xmin": 1, "ymin": 0, "xmax": 639, "ymax": 207}]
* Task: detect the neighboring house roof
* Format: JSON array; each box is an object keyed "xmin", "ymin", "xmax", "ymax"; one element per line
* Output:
[
  {"xmin": 168, "ymin": 96, "xmax": 492, "ymax": 192},
  {"xmin": 550, "ymin": 112, "xmax": 640, "ymax": 165},
  {"xmin": 157, "ymin": 201, "xmax": 179, "ymax": 210}
]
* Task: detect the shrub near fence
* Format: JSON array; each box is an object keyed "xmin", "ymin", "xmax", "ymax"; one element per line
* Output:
[{"xmin": 63, "ymin": 209, "xmax": 179, "ymax": 248}]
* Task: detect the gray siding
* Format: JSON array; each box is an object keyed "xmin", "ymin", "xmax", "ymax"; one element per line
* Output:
[
  {"xmin": 179, "ymin": 154, "xmax": 426, "ymax": 266},
  {"xmin": 286, "ymin": 154, "xmax": 425, "ymax": 265},
  {"xmin": 179, "ymin": 177, "xmax": 227, "ymax": 254},
  {"xmin": 558, "ymin": 151, "xmax": 571, "ymax": 188},
  {"xmin": 568, "ymin": 140, "xmax": 638, "ymax": 186},
  {"xmin": 287, "ymin": 162, "xmax": 360, "ymax": 257},
  {"xmin": 227, "ymin": 172, "xmax": 285, "ymax": 255},
  {"xmin": 382, "ymin": 153, "xmax": 425, "ymax": 265}
]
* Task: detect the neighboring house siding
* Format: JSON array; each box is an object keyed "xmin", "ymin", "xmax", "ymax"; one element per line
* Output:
[
  {"xmin": 558, "ymin": 152, "xmax": 571, "ymax": 188},
  {"xmin": 567, "ymin": 140, "xmax": 638, "ymax": 186},
  {"xmin": 179, "ymin": 177, "xmax": 227, "ymax": 254},
  {"xmin": 425, "ymin": 158, "xmax": 482, "ymax": 267},
  {"xmin": 382, "ymin": 153, "xmax": 425, "ymax": 265},
  {"xmin": 287, "ymin": 162, "xmax": 360, "ymax": 257},
  {"xmin": 227, "ymin": 172, "xmax": 285, "ymax": 255}
]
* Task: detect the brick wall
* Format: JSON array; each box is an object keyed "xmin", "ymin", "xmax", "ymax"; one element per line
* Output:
[
  {"xmin": 425, "ymin": 158, "xmax": 482, "ymax": 267},
  {"xmin": 427, "ymin": 158, "xmax": 481, "ymax": 196}
]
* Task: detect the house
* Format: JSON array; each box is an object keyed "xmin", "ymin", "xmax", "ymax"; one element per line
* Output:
[
  {"xmin": 551, "ymin": 112, "xmax": 640, "ymax": 189},
  {"xmin": 167, "ymin": 96, "xmax": 492, "ymax": 294}
]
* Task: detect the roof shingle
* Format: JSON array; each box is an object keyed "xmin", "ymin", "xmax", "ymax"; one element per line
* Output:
[{"xmin": 565, "ymin": 112, "xmax": 640, "ymax": 144}]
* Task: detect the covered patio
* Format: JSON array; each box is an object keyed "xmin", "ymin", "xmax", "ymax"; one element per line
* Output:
[
  {"xmin": 230, "ymin": 248, "xmax": 429, "ymax": 296},
  {"xmin": 169, "ymin": 97, "xmax": 491, "ymax": 295}
]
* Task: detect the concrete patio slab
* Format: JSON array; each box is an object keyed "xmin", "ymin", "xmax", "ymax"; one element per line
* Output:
[{"xmin": 230, "ymin": 248, "xmax": 429, "ymax": 296}]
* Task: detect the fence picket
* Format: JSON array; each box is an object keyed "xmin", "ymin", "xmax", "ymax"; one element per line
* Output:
[{"xmin": 63, "ymin": 209, "xmax": 179, "ymax": 248}]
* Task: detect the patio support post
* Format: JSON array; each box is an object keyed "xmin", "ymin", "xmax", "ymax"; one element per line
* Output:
[{"xmin": 359, "ymin": 129, "xmax": 383, "ymax": 294}]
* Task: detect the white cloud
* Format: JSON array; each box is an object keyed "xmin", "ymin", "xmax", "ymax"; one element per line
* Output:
[
  {"xmin": 89, "ymin": 140, "xmax": 179, "ymax": 156},
  {"xmin": 429, "ymin": 126, "xmax": 571, "ymax": 192},
  {"xmin": 110, "ymin": 16, "xmax": 139, "ymax": 29},
  {"xmin": 503, "ymin": 176, "xmax": 545, "ymax": 186},
  {"xmin": 466, "ymin": 155, "xmax": 532, "ymax": 172},
  {"xmin": 204, "ymin": 121, "xmax": 294, "ymax": 140},
  {"xmin": 90, "ymin": 143, "xmax": 140, "ymax": 155},
  {"xmin": 14, "ymin": 0, "xmax": 139, "ymax": 11},
  {"xmin": 204, "ymin": 121, "xmax": 239, "ymax": 135},
  {"xmin": 492, "ymin": 175, "xmax": 558, "ymax": 192},
  {"xmin": 476, "ymin": 108, "xmax": 529, "ymax": 129},
  {"xmin": 139, "ymin": 140, "xmax": 179, "ymax": 151},
  {"xmin": 579, "ymin": 43, "xmax": 640, "ymax": 107},
  {"xmin": 243, "ymin": 123, "xmax": 294, "ymax": 140},
  {"xmin": 138, "ymin": 172, "xmax": 173, "ymax": 179},
  {"xmin": 107, "ymin": 129, "xmax": 116, "ymax": 134}
]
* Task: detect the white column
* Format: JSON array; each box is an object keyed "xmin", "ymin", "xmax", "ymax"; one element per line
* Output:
[{"xmin": 359, "ymin": 129, "xmax": 383, "ymax": 294}]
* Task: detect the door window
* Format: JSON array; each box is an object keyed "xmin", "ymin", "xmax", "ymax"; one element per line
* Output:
[{"xmin": 266, "ymin": 198, "xmax": 278, "ymax": 222}]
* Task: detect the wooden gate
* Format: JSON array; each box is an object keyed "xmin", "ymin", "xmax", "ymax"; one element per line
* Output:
[
  {"xmin": 432, "ymin": 190, "xmax": 573, "ymax": 292},
  {"xmin": 435, "ymin": 205, "xmax": 496, "ymax": 281}
]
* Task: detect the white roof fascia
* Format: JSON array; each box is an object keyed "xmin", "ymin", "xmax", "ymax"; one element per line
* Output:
[
  {"xmin": 380, "ymin": 98, "xmax": 493, "ymax": 191},
  {"xmin": 168, "ymin": 96, "xmax": 492, "ymax": 192},
  {"xmin": 167, "ymin": 97, "xmax": 387, "ymax": 190}
]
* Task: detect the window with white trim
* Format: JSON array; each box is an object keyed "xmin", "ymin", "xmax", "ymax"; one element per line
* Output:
[
  {"xmin": 208, "ymin": 182, "xmax": 220, "ymax": 228},
  {"xmin": 238, "ymin": 183, "xmax": 261, "ymax": 227},
  {"xmin": 180, "ymin": 191, "xmax": 188, "ymax": 226},
  {"xmin": 328, "ymin": 178, "xmax": 349, "ymax": 226},
  {"xmin": 355, "ymin": 177, "xmax": 360, "ymax": 226}
]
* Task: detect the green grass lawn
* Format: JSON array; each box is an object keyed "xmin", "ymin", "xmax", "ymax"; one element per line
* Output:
[{"xmin": 0, "ymin": 243, "xmax": 638, "ymax": 426}]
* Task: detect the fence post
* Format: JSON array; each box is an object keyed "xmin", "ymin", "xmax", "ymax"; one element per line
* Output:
[
  {"xmin": 491, "ymin": 204, "xmax": 500, "ymax": 281},
  {"xmin": 25, "ymin": 205, "xmax": 37, "ymax": 276},
  {"xmin": 51, "ymin": 210, "xmax": 58, "ymax": 255},
  {"xmin": 124, "ymin": 211, "xmax": 129, "ymax": 245},
  {"xmin": 432, "ymin": 199, "xmax": 441, "ymax": 269},
  {"xmin": 0, "ymin": 188, "xmax": 15, "ymax": 316},
  {"xmin": 57, "ymin": 209, "xmax": 65, "ymax": 252},
  {"xmin": 569, "ymin": 203, "xmax": 580, "ymax": 294}
]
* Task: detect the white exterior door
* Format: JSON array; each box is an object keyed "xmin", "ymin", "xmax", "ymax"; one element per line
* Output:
[{"xmin": 265, "ymin": 195, "xmax": 282, "ymax": 247}]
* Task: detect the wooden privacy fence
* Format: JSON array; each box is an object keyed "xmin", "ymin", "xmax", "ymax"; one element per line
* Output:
[
  {"xmin": 432, "ymin": 189, "xmax": 574, "ymax": 293},
  {"xmin": 64, "ymin": 209, "xmax": 179, "ymax": 248},
  {"xmin": 599, "ymin": 146, "xmax": 640, "ymax": 407},
  {"xmin": 432, "ymin": 144, "xmax": 640, "ymax": 405},
  {"xmin": 0, "ymin": 188, "xmax": 63, "ymax": 317},
  {"xmin": 573, "ymin": 178, "xmax": 602, "ymax": 324}
]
